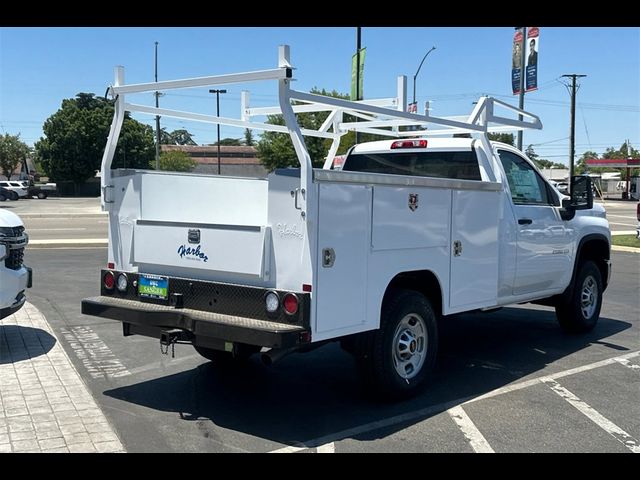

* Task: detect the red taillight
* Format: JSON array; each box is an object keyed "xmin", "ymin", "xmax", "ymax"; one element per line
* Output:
[
  {"xmin": 107, "ymin": 262, "xmax": 115, "ymax": 269},
  {"xmin": 302, "ymin": 284, "xmax": 312, "ymax": 292},
  {"xmin": 103, "ymin": 271, "xmax": 115, "ymax": 290},
  {"xmin": 391, "ymin": 139, "xmax": 427, "ymax": 149},
  {"xmin": 283, "ymin": 293, "xmax": 299, "ymax": 315}
]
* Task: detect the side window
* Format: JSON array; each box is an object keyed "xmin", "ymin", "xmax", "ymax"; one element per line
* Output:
[{"xmin": 497, "ymin": 150, "xmax": 550, "ymax": 205}]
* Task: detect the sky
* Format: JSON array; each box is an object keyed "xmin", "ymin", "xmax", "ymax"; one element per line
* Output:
[{"xmin": 0, "ymin": 27, "xmax": 638, "ymax": 166}]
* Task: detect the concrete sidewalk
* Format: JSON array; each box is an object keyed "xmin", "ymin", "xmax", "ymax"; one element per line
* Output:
[{"xmin": 0, "ymin": 303, "xmax": 124, "ymax": 453}]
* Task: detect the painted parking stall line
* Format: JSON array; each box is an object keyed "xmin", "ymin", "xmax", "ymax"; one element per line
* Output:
[
  {"xmin": 614, "ymin": 357, "xmax": 640, "ymax": 371},
  {"xmin": 447, "ymin": 406, "xmax": 494, "ymax": 453},
  {"xmin": 59, "ymin": 326, "xmax": 130, "ymax": 380},
  {"xmin": 541, "ymin": 378, "xmax": 640, "ymax": 453}
]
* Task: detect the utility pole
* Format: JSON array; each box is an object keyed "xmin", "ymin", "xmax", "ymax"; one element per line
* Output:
[
  {"xmin": 154, "ymin": 41, "xmax": 161, "ymax": 170},
  {"xmin": 516, "ymin": 27, "xmax": 527, "ymax": 152},
  {"xmin": 561, "ymin": 74, "xmax": 586, "ymax": 190},
  {"xmin": 209, "ymin": 89, "xmax": 227, "ymax": 175},
  {"xmin": 355, "ymin": 27, "xmax": 361, "ymax": 145}
]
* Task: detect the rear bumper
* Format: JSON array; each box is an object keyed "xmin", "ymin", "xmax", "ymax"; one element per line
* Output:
[{"xmin": 81, "ymin": 296, "xmax": 308, "ymax": 349}]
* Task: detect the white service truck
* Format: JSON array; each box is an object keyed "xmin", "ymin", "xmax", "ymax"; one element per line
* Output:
[
  {"xmin": 82, "ymin": 46, "xmax": 611, "ymax": 398},
  {"xmin": 0, "ymin": 209, "xmax": 32, "ymax": 320}
]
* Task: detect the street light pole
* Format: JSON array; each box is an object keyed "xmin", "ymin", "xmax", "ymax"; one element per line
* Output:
[
  {"xmin": 209, "ymin": 89, "xmax": 227, "ymax": 175},
  {"xmin": 413, "ymin": 46, "xmax": 436, "ymax": 105},
  {"xmin": 154, "ymin": 41, "xmax": 161, "ymax": 170}
]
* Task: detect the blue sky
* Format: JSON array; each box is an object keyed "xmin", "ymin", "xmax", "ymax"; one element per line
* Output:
[{"xmin": 0, "ymin": 27, "xmax": 638, "ymax": 165}]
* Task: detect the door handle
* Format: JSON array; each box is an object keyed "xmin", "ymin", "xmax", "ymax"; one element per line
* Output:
[{"xmin": 518, "ymin": 218, "xmax": 533, "ymax": 225}]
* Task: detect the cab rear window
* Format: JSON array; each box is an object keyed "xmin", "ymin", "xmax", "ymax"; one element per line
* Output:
[{"xmin": 342, "ymin": 150, "xmax": 481, "ymax": 181}]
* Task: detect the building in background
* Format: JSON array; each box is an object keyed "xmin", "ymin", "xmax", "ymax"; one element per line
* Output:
[{"xmin": 161, "ymin": 145, "xmax": 268, "ymax": 177}]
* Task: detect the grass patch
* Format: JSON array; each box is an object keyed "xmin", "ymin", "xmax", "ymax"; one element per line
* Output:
[{"xmin": 612, "ymin": 235, "xmax": 640, "ymax": 248}]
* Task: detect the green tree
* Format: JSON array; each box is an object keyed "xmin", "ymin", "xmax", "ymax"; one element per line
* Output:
[
  {"xmin": 215, "ymin": 137, "xmax": 242, "ymax": 146},
  {"xmin": 488, "ymin": 133, "xmax": 515, "ymax": 146},
  {"xmin": 257, "ymin": 87, "xmax": 391, "ymax": 171},
  {"xmin": 160, "ymin": 128, "xmax": 197, "ymax": 145},
  {"xmin": 244, "ymin": 128, "xmax": 255, "ymax": 146},
  {"xmin": 35, "ymin": 93, "xmax": 154, "ymax": 186},
  {"xmin": 576, "ymin": 150, "xmax": 599, "ymax": 174},
  {"xmin": 156, "ymin": 150, "xmax": 197, "ymax": 172},
  {"xmin": 0, "ymin": 133, "xmax": 30, "ymax": 180}
]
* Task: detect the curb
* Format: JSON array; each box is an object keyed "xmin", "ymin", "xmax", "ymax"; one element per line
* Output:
[
  {"xmin": 19, "ymin": 213, "xmax": 107, "ymax": 219},
  {"xmin": 27, "ymin": 239, "xmax": 108, "ymax": 249},
  {"xmin": 612, "ymin": 245, "xmax": 640, "ymax": 253}
]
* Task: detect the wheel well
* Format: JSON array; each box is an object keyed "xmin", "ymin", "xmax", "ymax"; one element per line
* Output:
[
  {"xmin": 384, "ymin": 270, "xmax": 443, "ymax": 317},
  {"xmin": 578, "ymin": 238, "xmax": 610, "ymax": 290}
]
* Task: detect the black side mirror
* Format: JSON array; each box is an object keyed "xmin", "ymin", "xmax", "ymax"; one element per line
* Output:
[
  {"xmin": 569, "ymin": 175, "xmax": 593, "ymax": 210},
  {"xmin": 560, "ymin": 176, "xmax": 593, "ymax": 220}
]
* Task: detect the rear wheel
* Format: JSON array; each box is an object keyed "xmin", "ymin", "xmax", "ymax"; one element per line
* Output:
[
  {"xmin": 555, "ymin": 260, "xmax": 603, "ymax": 333},
  {"xmin": 0, "ymin": 193, "xmax": 6, "ymax": 202},
  {"xmin": 193, "ymin": 343, "xmax": 259, "ymax": 366},
  {"xmin": 9, "ymin": 191, "xmax": 19, "ymax": 201},
  {"xmin": 357, "ymin": 290, "xmax": 438, "ymax": 400},
  {"xmin": 37, "ymin": 192, "xmax": 47, "ymax": 199}
]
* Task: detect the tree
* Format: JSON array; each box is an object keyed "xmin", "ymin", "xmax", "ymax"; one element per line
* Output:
[
  {"xmin": 0, "ymin": 133, "xmax": 30, "ymax": 180},
  {"xmin": 524, "ymin": 144, "xmax": 565, "ymax": 170},
  {"xmin": 257, "ymin": 87, "xmax": 391, "ymax": 171},
  {"xmin": 488, "ymin": 133, "xmax": 515, "ymax": 146},
  {"xmin": 576, "ymin": 150, "xmax": 599, "ymax": 175},
  {"xmin": 35, "ymin": 93, "xmax": 155, "ymax": 186},
  {"xmin": 155, "ymin": 150, "xmax": 197, "ymax": 172},
  {"xmin": 215, "ymin": 137, "xmax": 242, "ymax": 146},
  {"xmin": 244, "ymin": 128, "xmax": 255, "ymax": 146},
  {"xmin": 160, "ymin": 128, "xmax": 197, "ymax": 145}
]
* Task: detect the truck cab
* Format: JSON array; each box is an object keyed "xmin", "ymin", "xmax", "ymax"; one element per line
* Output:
[{"xmin": 0, "ymin": 209, "xmax": 32, "ymax": 319}]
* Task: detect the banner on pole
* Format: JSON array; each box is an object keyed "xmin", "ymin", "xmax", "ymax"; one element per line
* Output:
[
  {"xmin": 511, "ymin": 28, "xmax": 524, "ymax": 95},
  {"xmin": 525, "ymin": 27, "xmax": 539, "ymax": 92},
  {"xmin": 350, "ymin": 47, "xmax": 366, "ymax": 101}
]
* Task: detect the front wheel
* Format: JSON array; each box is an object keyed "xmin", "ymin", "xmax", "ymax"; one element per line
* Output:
[
  {"xmin": 555, "ymin": 260, "xmax": 603, "ymax": 333},
  {"xmin": 358, "ymin": 290, "xmax": 438, "ymax": 400},
  {"xmin": 37, "ymin": 192, "xmax": 47, "ymax": 199}
]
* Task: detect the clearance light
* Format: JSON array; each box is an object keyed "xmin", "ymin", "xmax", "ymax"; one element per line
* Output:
[
  {"xmin": 103, "ymin": 271, "xmax": 115, "ymax": 290},
  {"xmin": 391, "ymin": 139, "xmax": 428, "ymax": 149},
  {"xmin": 283, "ymin": 293, "xmax": 299, "ymax": 315}
]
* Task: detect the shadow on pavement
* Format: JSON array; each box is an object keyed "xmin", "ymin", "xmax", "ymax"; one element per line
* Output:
[
  {"xmin": 0, "ymin": 324, "xmax": 57, "ymax": 364},
  {"xmin": 103, "ymin": 308, "xmax": 631, "ymax": 448}
]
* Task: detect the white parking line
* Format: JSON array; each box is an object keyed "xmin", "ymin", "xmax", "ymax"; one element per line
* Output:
[
  {"xmin": 541, "ymin": 378, "xmax": 640, "ymax": 453},
  {"xmin": 60, "ymin": 326, "xmax": 131, "ymax": 380},
  {"xmin": 267, "ymin": 350, "xmax": 640, "ymax": 453},
  {"xmin": 465, "ymin": 350, "xmax": 640, "ymax": 405},
  {"xmin": 613, "ymin": 357, "xmax": 640, "ymax": 371},
  {"xmin": 447, "ymin": 406, "xmax": 494, "ymax": 453},
  {"xmin": 316, "ymin": 442, "xmax": 336, "ymax": 453}
]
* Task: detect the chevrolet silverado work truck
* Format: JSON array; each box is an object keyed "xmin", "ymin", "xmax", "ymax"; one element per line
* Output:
[
  {"xmin": 1, "ymin": 209, "xmax": 31, "ymax": 320},
  {"xmin": 82, "ymin": 46, "xmax": 611, "ymax": 399}
]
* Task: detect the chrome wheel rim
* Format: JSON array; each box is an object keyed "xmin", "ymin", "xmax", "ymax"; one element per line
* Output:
[
  {"xmin": 581, "ymin": 275, "xmax": 598, "ymax": 319},
  {"xmin": 392, "ymin": 313, "xmax": 427, "ymax": 380}
]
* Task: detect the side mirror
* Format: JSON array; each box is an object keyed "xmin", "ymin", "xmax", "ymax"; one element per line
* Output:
[
  {"xmin": 569, "ymin": 175, "xmax": 593, "ymax": 210},
  {"xmin": 560, "ymin": 176, "xmax": 593, "ymax": 221}
]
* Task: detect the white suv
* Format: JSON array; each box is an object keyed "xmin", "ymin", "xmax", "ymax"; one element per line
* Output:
[{"xmin": 0, "ymin": 181, "xmax": 29, "ymax": 198}]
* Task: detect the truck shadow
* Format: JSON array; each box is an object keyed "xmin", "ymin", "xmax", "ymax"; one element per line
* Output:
[
  {"xmin": 103, "ymin": 308, "xmax": 631, "ymax": 450},
  {"xmin": 0, "ymin": 325, "xmax": 57, "ymax": 364}
]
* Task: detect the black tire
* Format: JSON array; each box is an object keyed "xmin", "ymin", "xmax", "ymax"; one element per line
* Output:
[
  {"xmin": 357, "ymin": 290, "xmax": 438, "ymax": 400},
  {"xmin": 193, "ymin": 343, "xmax": 259, "ymax": 366},
  {"xmin": 555, "ymin": 260, "xmax": 603, "ymax": 333},
  {"xmin": 0, "ymin": 193, "xmax": 6, "ymax": 202},
  {"xmin": 9, "ymin": 191, "xmax": 19, "ymax": 201},
  {"xmin": 37, "ymin": 192, "xmax": 47, "ymax": 199}
]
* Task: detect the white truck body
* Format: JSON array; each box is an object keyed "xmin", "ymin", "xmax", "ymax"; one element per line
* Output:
[
  {"xmin": 0, "ymin": 209, "xmax": 31, "ymax": 319},
  {"xmin": 82, "ymin": 46, "xmax": 611, "ymax": 398}
]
